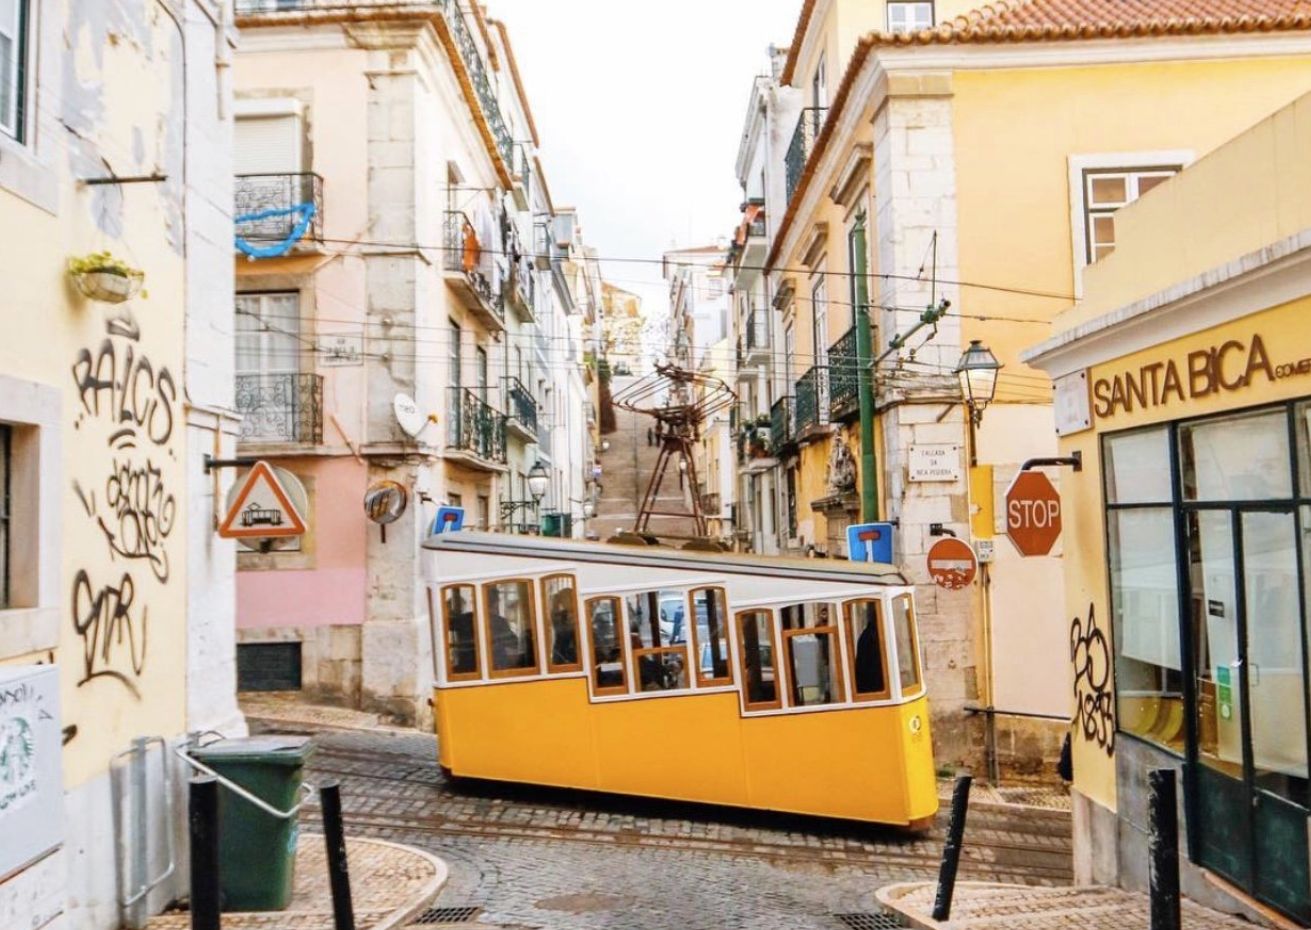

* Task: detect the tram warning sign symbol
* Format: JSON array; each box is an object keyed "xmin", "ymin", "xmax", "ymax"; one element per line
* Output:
[
  {"xmin": 927, "ymin": 537, "xmax": 977, "ymax": 590},
  {"xmin": 219, "ymin": 461, "xmax": 307, "ymax": 539},
  {"xmin": 1005, "ymin": 470, "xmax": 1062, "ymax": 556}
]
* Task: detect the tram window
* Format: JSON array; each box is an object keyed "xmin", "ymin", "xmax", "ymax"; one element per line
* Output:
[
  {"xmin": 845, "ymin": 599, "xmax": 889, "ymax": 701},
  {"xmin": 442, "ymin": 584, "xmax": 481, "ymax": 681},
  {"xmin": 779, "ymin": 602, "xmax": 843, "ymax": 707},
  {"xmin": 891, "ymin": 594, "xmax": 922, "ymax": 694},
  {"xmin": 690, "ymin": 587, "xmax": 732, "ymax": 686},
  {"xmin": 626, "ymin": 590, "xmax": 691, "ymax": 692},
  {"xmin": 483, "ymin": 580, "xmax": 539, "ymax": 676},
  {"xmin": 587, "ymin": 596, "xmax": 627, "ymax": 695},
  {"xmin": 542, "ymin": 574, "xmax": 582, "ymax": 672},
  {"xmin": 736, "ymin": 610, "xmax": 781, "ymax": 710}
]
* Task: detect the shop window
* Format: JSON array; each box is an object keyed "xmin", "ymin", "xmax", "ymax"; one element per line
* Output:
[
  {"xmin": 690, "ymin": 587, "xmax": 731, "ymax": 686},
  {"xmin": 484, "ymin": 579, "xmax": 538, "ymax": 676},
  {"xmin": 626, "ymin": 589, "xmax": 690, "ymax": 692},
  {"xmin": 845, "ymin": 599, "xmax": 889, "ymax": 700},
  {"xmin": 588, "ymin": 597, "xmax": 626, "ymax": 694},
  {"xmin": 1104, "ymin": 427, "xmax": 1183, "ymax": 750},
  {"xmin": 0, "ymin": 0, "xmax": 27, "ymax": 142},
  {"xmin": 736, "ymin": 610, "xmax": 781, "ymax": 710},
  {"xmin": 541, "ymin": 574, "xmax": 581, "ymax": 672},
  {"xmin": 442, "ymin": 584, "xmax": 481, "ymax": 681},
  {"xmin": 1181, "ymin": 408, "xmax": 1292, "ymax": 502},
  {"xmin": 779, "ymin": 601, "xmax": 842, "ymax": 706}
]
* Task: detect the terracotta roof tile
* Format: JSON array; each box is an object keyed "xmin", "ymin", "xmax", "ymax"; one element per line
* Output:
[{"xmin": 880, "ymin": 0, "xmax": 1311, "ymax": 45}]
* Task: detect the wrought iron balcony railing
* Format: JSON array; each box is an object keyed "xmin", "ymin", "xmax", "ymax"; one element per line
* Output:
[
  {"xmin": 795, "ymin": 365, "xmax": 830, "ymax": 437},
  {"xmin": 235, "ymin": 372, "xmax": 323, "ymax": 444},
  {"xmin": 236, "ymin": 1, "xmax": 512, "ymax": 170},
  {"xmin": 745, "ymin": 308, "xmax": 769, "ymax": 352},
  {"xmin": 443, "ymin": 210, "xmax": 505, "ymax": 325},
  {"xmin": 785, "ymin": 107, "xmax": 828, "ymax": 204},
  {"xmin": 447, "ymin": 387, "xmax": 507, "ymax": 464},
  {"xmin": 771, "ymin": 395, "xmax": 796, "ymax": 451},
  {"xmin": 503, "ymin": 376, "xmax": 538, "ymax": 436},
  {"xmin": 828, "ymin": 324, "xmax": 861, "ymax": 421},
  {"xmin": 234, "ymin": 173, "xmax": 324, "ymax": 245}
]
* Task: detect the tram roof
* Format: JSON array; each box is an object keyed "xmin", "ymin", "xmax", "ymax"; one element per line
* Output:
[{"xmin": 422, "ymin": 531, "xmax": 908, "ymax": 586}]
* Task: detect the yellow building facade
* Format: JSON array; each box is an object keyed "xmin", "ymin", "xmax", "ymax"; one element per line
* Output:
[
  {"xmin": 761, "ymin": 0, "xmax": 1311, "ymax": 770},
  {"xmin": 1028, "ymin": 90, "xmax": 1311, "ymax": 926}
]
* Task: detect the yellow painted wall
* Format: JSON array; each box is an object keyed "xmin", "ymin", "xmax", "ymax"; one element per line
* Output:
[
  {"xmin": 952, "ymin": 56, "xmax": 1311, "ymax": 380},
  {"xmin": 0, "ymin": 4, "xmax": 190, "ymax": 787}
]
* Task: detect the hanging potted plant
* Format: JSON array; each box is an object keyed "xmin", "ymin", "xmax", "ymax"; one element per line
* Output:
[{"xmin": 67, "ymin": 251, "xmax": 146, "ymax": 304}]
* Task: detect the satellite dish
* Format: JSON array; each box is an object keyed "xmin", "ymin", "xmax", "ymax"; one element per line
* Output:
[{"xmin": 393, "ymin": 393, "xmax": 426, "ymax": 438}]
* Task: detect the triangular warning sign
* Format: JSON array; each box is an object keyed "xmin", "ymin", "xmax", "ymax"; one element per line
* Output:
[{"xmin": 218, "ymin": 461, "xmax": 308, "ymax": 539}]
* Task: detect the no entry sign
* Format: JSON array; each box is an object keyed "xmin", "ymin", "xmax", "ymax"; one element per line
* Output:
[
  {"xmin": 927, "ymin": 537, "xmax": 977, "ymax": 590},
  {"xmin": 1006, "ymin": 470, "xmax": 1062, "ymax": 556}
]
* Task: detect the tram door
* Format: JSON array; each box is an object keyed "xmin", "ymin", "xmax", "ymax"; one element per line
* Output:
[{"xmin": 1187, "ymin": 506, "xmax": 1310, "ymax": 923}]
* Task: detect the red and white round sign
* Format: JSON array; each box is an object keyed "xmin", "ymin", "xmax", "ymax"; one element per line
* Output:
[{"xmin": 927, "ymin": 537, "xmax": 978, "ymax": 590}]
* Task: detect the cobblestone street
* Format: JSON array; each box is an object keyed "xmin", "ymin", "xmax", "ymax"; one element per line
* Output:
[{"xmin": 282, "ymin": 725, "xmax": 1072, "ymax": 930}]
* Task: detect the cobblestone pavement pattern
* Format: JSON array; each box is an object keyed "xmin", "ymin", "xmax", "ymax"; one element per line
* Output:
[
  {"xmin": 269, "ymin": 723, "xmax": 1073, "ymax": 930},
  {"xmin": 148, "ymin": 833, "xmax": 443, "ymax": 930},
  {"xmin": 880, "ymin": 882, "xmax": 1259, "ymax": 930}
]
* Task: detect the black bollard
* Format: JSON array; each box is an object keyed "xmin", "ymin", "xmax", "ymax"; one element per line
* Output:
[
  {"xmin": 932, "ymin": 774, "xmax": 973, "ymax": 922},
  {"xmin": 321, "ymin": 782, "xmax": 356, "ymax": 930},
  {"xmin": 1148, "ymin": 769, "xmax": 1181, "ymax": 930},
  {"xmin": 189, "ymin": 776, "xmax": 221, "ymax": 930}
]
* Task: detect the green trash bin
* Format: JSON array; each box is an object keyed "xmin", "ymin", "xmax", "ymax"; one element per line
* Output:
[{"xmin": 189, "ymin": 736, "xmax": 314, "ymax": 911}]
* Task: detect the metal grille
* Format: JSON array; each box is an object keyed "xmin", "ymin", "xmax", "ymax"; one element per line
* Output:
[
  {"xmin": 835, "ymin": 911, "xmax": 908, "ymax": 929},
  {"xmin": 236, "ymin": 642, "xmax": 303, "ymax": 692},
  {"xmin": 234, "ymin": 172, "xmax": 324, "ymax": 242},
  {"xmin": 234, "ymin": 372, "xmax": 324, "ymax": 444},
  {"xmin": 411, "ymin": 905, "xmax": 483, "ymax": 924}
]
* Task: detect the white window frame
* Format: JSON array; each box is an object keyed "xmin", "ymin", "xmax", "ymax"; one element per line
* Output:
[
  {"xmin": 0, "ymin": 0, "xmax": 28, "ymax": 141},
  {"xmin": 887, "ymin": 1, "xmax": 934, "ymax": 34},
  {"xmin": 1068, "ymin": 149, "xmax": 1193, "ymax": 296},
  {"xmin": 0, "ymin": 373, "xmax": 60, "ymax": 660},
  {"xmin": 0, "ymin": 0, "xmax": 55, "ymax": 213}
]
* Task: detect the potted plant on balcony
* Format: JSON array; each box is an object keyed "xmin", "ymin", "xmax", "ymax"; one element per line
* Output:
[{"xmin": 67, "ymin": 251, "xmax": 146, "ymax": 303}]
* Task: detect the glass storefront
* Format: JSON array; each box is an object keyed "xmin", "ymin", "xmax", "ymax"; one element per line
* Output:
[{"xmin": 1103, "ymin": 400, "xmax": 1311, "ymax": 922}]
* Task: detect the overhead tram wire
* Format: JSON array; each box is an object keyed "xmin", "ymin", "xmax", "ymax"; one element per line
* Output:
[{"xmin": 241, "ymin": 232, "xmax": 1078, "ymax": 303}]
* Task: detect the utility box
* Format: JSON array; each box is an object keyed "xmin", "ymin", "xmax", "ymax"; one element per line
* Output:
[
  {"xmin": 0, "ymin": 665, "xmax": 63, "ymax": 876},
  {"xmin": 189, "ymin": 736, "xmax": 313, "ymax": 911}
]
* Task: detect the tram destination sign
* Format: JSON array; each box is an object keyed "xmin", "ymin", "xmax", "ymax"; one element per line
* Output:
[{"xmin": 1005, "ymin": 471, "xmax": 1061, "ymax": 557}]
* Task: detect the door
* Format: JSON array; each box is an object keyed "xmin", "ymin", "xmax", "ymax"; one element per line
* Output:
[
  {"xmin": 811, "ymin": 279, "xmax": 829, "ymax": 424},
  {"xmin": 1188, "ymin": 505, "xmax": 1310, "ymax": 922}
]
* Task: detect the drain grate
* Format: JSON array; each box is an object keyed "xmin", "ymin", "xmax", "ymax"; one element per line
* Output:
[
  {"xmin": 835, "ymin": 912, "xmax": 908, "ymax": 930},
  {"xmin": 411, "ymin": 905, "xmax": 484, "ymax": 925}
]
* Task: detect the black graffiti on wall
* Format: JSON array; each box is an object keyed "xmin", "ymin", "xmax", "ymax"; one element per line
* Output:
[
  {"xmin": 69, "ymin": 315, "xmax": 174, "ymax": 699},
  {"xmin": 71, "ymin": 569, "xmax": 147, "ymax": 698},
  {"xmin": 1070, "ymin": 603, "xmax": 1114, "ymax": 756}
]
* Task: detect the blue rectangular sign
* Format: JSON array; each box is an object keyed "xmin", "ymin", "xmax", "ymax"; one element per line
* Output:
[
  {"xmin": 430, "ymin": 506, "xmax": 465, "ymax": 536},
  {"xmin": 847, "ymin": 522, "xmax": 894, "ymax": 564}
]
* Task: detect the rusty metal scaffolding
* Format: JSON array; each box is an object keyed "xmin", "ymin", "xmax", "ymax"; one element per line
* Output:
[{"xmin": 612, "ymin": 363, "xmax": 736, "ymax": 539}]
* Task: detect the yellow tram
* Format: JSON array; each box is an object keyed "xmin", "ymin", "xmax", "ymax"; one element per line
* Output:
[{"xmin": 422, "ymin": 532, "xmax": 938, "ymax": 827}]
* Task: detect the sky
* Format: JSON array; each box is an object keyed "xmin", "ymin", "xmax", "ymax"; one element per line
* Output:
[{"xmin": 491, "ymin": 0, "xmax": 801, "ymax": 320}]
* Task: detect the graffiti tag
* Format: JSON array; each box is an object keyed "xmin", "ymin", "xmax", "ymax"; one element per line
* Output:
[
  {"xmin": 71, "ymin": 338, "xmax": 176, "ymax": 447},
  {"xmin": 71, "ymin": 570, "xmax": 148, "ymax": 699},
  {"xmin": 1071, "ymin": 603, "xmax": 1114, "ymax": 755}
]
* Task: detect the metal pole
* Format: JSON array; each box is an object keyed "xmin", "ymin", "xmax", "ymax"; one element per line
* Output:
[
  {"xmin": 1148, "ymin": 769, "xmax": 1182, "ymax": 930},
  {"xmin": 189, "ymin": 776, "xmax": 221, "ymax": 930},
  {"xmin": 126, "ymin": 736, "xmax": 150, "ymax": 929},
  {"xmin": 932, "ymin": 774, "xmax": 973, "ymax": 921},
  {"xmin": 321, "ymin": 782, "xmax": 356, "ymax": 930}
]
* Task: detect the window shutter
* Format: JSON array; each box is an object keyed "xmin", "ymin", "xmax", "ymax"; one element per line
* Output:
[{"xmin": 235, "ymin": 114, "xmax": 302, "ymax": 174}]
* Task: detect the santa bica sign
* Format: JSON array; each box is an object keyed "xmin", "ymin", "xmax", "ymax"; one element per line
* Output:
[{"xmin": 1092, "ymin": 333, "xmax": 1311, "ymax": 420}]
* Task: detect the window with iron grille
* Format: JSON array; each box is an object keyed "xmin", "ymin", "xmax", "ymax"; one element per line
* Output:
[
  {"xmin": 0, "ymin": 424, "xmax": 10, "ymax": 609},
  {"xmin": 0, "ymin": 0, "xmax": 29, "ymax": 143}
]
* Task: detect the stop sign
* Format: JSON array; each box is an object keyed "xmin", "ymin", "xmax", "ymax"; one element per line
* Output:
[{"xmin": 1006, "ymin": 471, "xmax": 1062, "ymax": 556}]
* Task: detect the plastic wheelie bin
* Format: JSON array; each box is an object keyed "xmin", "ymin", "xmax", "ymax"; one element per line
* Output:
[{"xmin": 188, "ymin": 735, "xmax": 314, "ymax": 911}]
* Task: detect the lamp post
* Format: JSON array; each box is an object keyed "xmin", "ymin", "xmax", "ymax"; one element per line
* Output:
[
  {"xmin": 501, "ymin": 460, "xmax": 549, "ymax": 534},
  {"xmin": 954, "ymin": 339, "xmax": 1001, "ymax": 428}
]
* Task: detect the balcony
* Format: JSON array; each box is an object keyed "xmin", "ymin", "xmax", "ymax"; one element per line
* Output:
[
  {"xmin": 503, "ymin": 377, "xmax": 538, "ymax": 443},
  {"xmin": 234, "ymin": 173, "xmax": 324, "ymax": 249},
  {"xmin": 785, "ymin": 107, "xmax": 828, "ymax": 205},
  {"xmin": 511, "ymin": 143, "xmax": 532, "ymax": 210},
  {"xmin": 443, "ymin": 210, "xmax": 506, "ymax": 332},
  {"xmin": 737, "ymin": 415, "xmax": 775, "ymax": 472},
  {"xmin": 735, "ymin": 200, "xmax": 768, "ymax": 272},
  {"xmin": 742, "ymin": 308, "xmax": 770, "ymax": 367},
  {"xmin": 446, "ymin": 388, "xmax": 507, "ymax": 470},
  {"xmin": 794, "ymin": 366, "xmax": 831, "ymax": 442},
  {"xmin": 771, "ymin": 395, "xmax": 796, "ymax": 455},
  {"xmin": 505, "ymin": 252, "xmax": 536, "ymax": 323},
  {"xmin": 235, "ymin": 373, "xmax": 323, "ymax": 445},
  {"xmin": 828, "ymin": 324, "xmax": 861, "ymax": 422}
]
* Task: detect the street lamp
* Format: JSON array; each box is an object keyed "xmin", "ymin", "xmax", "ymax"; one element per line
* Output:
[
  {"xmin": 527, "ymin": 459, "xmax": 549, "ymax": 502},
  {"xmin": 954, "ymin": 339, "xmax": 1001, "ymax": 426}
]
